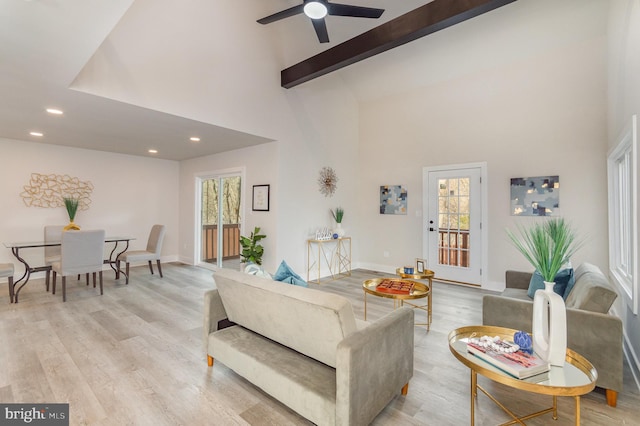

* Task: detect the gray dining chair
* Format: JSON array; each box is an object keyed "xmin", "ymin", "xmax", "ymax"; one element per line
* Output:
[
  {"xmin": 44, "ymin": 225, "xmax": 64, "ymax": 291},
  {"xmin": 1, "ymin": 263, "xmax": 14, "ymax": 303},
  {"xmin": 117, "ymin": 224, "xmax": 165, "ymax": 284},
  {"xmin": 51, "ymin": 229, "xmax": 106, "ymax": 302}
]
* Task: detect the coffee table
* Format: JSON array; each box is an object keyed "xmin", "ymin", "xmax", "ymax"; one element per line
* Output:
[
  {"xmin": 362, "ymin": 277, "xmax": 431, "ymax": 330},
  {"xmin": 395, "ymin": 267, "xmax": 434, "ymax": 329},
  {"xmin": 448, "ymin": 325, "xmax": 597, "ymax": 425}
]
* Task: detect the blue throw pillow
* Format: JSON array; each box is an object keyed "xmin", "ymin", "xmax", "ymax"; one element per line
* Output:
[
  {"xmin": 527, "ymin": 268, "xmax": 575, "ymax": 300},
  {"xmin": 273, "ymin": 260, "xmax": 308, "ymax": 287}
]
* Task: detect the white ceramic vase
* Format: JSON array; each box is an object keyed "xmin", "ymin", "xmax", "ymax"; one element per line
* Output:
[
  {"xmin": 334, "ymin": 223, "xmax": 346, "ymax": 238},
  {"xmin": 532, "ymin": 281, "xmax": 567, "ymax": 366}
]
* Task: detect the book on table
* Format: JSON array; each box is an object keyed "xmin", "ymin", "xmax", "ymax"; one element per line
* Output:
[
  {"xmin": 375, "ymin": 279, "xmax": 414, "ymax": 295},
  {"xmin": 466, "ymin": 340, "xmax": 550, "ymax": 379}
]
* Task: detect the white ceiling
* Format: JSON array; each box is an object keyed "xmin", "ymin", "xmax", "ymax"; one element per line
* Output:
[
  {"xmin": 0, "ymin": 0, "xmax": 608, "ymax": 161},
  {"xmin": 0, "ymin": 0, "xmax": 428, "ymax": 161}
]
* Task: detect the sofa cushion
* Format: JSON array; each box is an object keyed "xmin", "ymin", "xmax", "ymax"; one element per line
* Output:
[
  {"xmin": 565, "ymin": 263, "xmax": 617, "ymax": 313},
  {"xmin": 527, "ymin": 268, "xmax": 575, "ymax": 300},
  {"xmin": 213, "ymin": 268, "xmax": 357, "ymax": 368}
]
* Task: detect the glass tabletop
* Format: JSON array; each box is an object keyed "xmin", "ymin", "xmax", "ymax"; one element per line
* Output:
[{"xmin": 4, "ymin": 236, "xmax": 135, "ymax": 248}]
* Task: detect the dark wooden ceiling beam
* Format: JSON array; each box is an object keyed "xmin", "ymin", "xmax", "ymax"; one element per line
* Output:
[{"xmin": 281, "ymin": 0, "xmax": 518, "ymax": 88}]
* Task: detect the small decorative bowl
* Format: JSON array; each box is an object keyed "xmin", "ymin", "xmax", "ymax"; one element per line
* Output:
[
  {"xmin": 513, "ymin": 330, "xmax": 533, "ymax": 354},
  {"xmin": 404, "ymin": 266, "xmax": 414, "ymax": 274}
]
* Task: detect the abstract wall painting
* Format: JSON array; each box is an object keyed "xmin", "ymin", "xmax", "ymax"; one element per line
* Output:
[
  {"xmin": 510, "ymin": 175, "xmax": 559, "ymax": 216},
  {"xmin": 380, "ymin": 185, "xmax": 407, "ymax": 215}
]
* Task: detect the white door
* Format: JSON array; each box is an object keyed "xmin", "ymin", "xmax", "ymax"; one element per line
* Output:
[{"xmin": 423, "ymin": 165, "xmax": 484, "ymax": 285}]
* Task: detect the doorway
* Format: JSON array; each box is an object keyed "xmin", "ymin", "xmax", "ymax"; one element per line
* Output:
[
  {"xmin": 423, "ymin": 163, "xmax": 486, "ymax": 285},
  {"xmin": 197, "ymin": 171, "xmax": 243, "ymax": 270}
]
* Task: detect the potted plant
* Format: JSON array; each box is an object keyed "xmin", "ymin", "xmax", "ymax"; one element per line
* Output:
[
  {"xmin": 331, "ymin": 207, "xmax": 345, "ymax": 237},
  {"xmin": 239, "ymin": 226, "xmax": 266, "ymax": 266},
  {"xmin": 506, "ymin": 218, "xmax": 582, "ymax": 283},
  {"xmin": 506, "ymin": 217, "xmax": 584, "ymax": 366},
  {"xmin": 62, "ymin": 196, "xmax": 80, "ymax": 231}
]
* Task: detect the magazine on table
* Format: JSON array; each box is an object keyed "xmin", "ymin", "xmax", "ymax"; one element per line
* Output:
[{"xmin": 466, "ymin": 337, "xmax": 550, "ymax": 379}]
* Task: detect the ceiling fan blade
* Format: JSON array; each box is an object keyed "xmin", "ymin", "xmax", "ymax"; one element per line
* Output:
[
  {"xmin": 257, "ymin": 4, "xmax": 305, "ymax": 24},
  {"xmin": 312, "ymin": 18, "xmax": 330, "ymax": 43},
  {"xmin": 327, "ymin": 3, "xmax": 384, "ymax": 19}
]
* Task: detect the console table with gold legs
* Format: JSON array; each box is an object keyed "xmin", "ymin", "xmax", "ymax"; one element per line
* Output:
[{"xmin": 306, "ymin": 237, "xmax": 351, "ymax": 284}]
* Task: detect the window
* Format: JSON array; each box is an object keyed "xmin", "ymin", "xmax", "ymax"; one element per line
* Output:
[{"xmin": 608, "ymin": 114, "xmax": 638, "ymax": 315}]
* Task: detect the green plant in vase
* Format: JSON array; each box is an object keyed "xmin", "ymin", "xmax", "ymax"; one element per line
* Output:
[
  {"xmin": 506, "ymin": 217, "xmax": 582, "ymax": 282},
  {"xmin": 239, "ymin": 227, "xmax": 266, "ymax": 265},
  {"xmin": 331, "ymin": 207, "xmax": 345, "ymax": 237},
  {"xmin": 63, "ymin": 197, "xmax": 81, "ymax": 231}
]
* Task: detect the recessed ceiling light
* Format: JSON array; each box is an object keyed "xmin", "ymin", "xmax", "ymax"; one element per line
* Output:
[
  {"xmin": 148, "ymin": 149, "xmax": 158, "ymax": 154},
  {"xmin": 30, "ymin": 131, "xmax": 43, "ymax": 137},
  {"xmin": 190, "ymin": 137, "xmax": 201, "ymax": 142},
  {"xmin": 46, "ymin": 108, "xmax": 63, "ymax": 115}
]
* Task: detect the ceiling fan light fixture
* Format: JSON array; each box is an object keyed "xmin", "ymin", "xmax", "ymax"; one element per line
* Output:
[{"xmin": 304, "ymin": 1, "xmax": 327, "ymax": 19}]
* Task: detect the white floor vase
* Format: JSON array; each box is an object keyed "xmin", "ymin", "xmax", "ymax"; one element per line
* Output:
[{"xmin": 532, "ymin": 281, "xmax": 567, "ymax": 366}]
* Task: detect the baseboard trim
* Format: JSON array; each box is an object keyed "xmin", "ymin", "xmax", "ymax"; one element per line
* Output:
[{"xmin": 623, "ymin": 326, "xmax": 640, "ymax": 392}]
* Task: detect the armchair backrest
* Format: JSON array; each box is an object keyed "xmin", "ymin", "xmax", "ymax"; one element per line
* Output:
[
  {"xmin": 146, "ymin": 224, "xmax": 165, "ymax": 255},
  {"xmin": 60, "ymin": 229, "xmax": 105, "ymax": 276}
]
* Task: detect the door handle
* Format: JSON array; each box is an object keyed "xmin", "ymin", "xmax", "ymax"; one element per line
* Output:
[{"xmin": 429, "ymin": 227, "xmax": 435, "ymax": 232}]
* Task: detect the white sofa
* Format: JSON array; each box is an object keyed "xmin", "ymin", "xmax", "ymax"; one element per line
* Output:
[{"xmin": 203, "ymin": 268, "xmax": 414, "ymax": 426}]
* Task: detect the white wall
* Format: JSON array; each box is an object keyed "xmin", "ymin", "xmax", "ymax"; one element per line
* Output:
[
  {"xmin": 358, "ymin": 23, "xmax": 608, "ymax": 291},
  {"xmin": 0, "ymin": 138, "xmax": 179, "ymax": 274},
  {"xmin": 607, "ymin": 0, "xmax": 640, "ymax": 386}
]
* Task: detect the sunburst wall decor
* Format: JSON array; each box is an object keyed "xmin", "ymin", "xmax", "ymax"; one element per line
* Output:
[{"xmin": 318, "ymin": 167, "xmax": 338, "ymax": 197}]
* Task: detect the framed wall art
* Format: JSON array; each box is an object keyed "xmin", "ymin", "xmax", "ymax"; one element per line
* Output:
[
  {"xmin": 252, "ymin": 184, "xmax": 270, "ymax": 212},
  {"xmin": 510, "ymin": 176, "xmax": 559, "ymax": 216},
  {"xmin": 380, "ymin": 185, "xmax": 407, "ymax": 215}
]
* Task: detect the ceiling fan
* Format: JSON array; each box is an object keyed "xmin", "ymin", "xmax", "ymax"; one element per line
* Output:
[{"xmin": 257, "ymin": 0, "xmax": 385, "ymax": 43}]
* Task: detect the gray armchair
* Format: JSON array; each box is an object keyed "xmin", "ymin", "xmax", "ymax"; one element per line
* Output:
[{"xmin": 482, "ymin": 263, "xmax": 622, "ymax": 407}]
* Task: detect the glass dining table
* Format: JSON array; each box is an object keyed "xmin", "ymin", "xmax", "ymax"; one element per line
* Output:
[{"xmin": 3, "ymin": 236, "xmax": 135, "ymax": 303}]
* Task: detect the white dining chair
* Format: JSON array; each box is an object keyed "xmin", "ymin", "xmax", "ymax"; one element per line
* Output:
[
  {"xmin": 51, "ymin": 229, "xmax": 106, "ymax": 302},
  {"xmin": 117, "ymin": 224, "xmax": 165, "ymax": 284},
  {"xmin": 1, "ymin": 263, "xmax": 14, "ymax": 303}
]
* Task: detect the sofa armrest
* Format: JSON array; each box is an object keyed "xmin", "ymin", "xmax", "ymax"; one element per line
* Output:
[
  {"xmin": 203, "ymin": 289, "xmax": 228, "ymax": 353},
  {"xmin": 335, "ymin": 307, "xmax": 414, "ymax": 426},
  {"xmin": 482, "ymin": 294, "xmax": 623, "ymax": 392},
  {"xmin": 505, "ymin": 270, "xmax": 533, "ymax": 290}
]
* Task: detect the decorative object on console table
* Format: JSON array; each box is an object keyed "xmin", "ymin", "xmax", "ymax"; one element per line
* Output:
[
  {"xmin": 506, "ymin": 218, "xmax": 584, "ymax": 366},
  {"xmin": 252, "ymin": 184, "xmax": 270, "ymax": 211},
  {"xmin": 415, "ymin": 258, "xmax": 426, "ymax": 274},
  {"xmin": 330, "ymin": 207, "xmax": 345, "ymax": 237},
  {"xmin": 62, "ymin": 197, "xmax": 80, "ymax": 231}
]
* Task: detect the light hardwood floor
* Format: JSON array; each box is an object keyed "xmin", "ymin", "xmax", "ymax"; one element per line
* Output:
[{"xmin": 0, "ymin": 264, "xmax": 638, "ymax": 425}]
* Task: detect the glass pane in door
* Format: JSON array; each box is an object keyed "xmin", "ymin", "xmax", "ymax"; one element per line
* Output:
[
  {"xmin": 200, "ymin": 176, "xmax": 242, "ymax": 268},
  {"xmin": 201, "ymin": 178, "xmax": 218, "ymax": 264},
  {"xmin": 437, "ymin": 177, "xmax": 471, "ymax": 268},
  {"xmin": 220, "ymin": 176, "xmax": 242, "ymax": 269}
]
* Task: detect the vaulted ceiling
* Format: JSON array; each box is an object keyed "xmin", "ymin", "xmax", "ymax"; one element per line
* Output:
[{"xmin": 0, "ymin": 0, "xmax": 604, "ymax": 160}]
